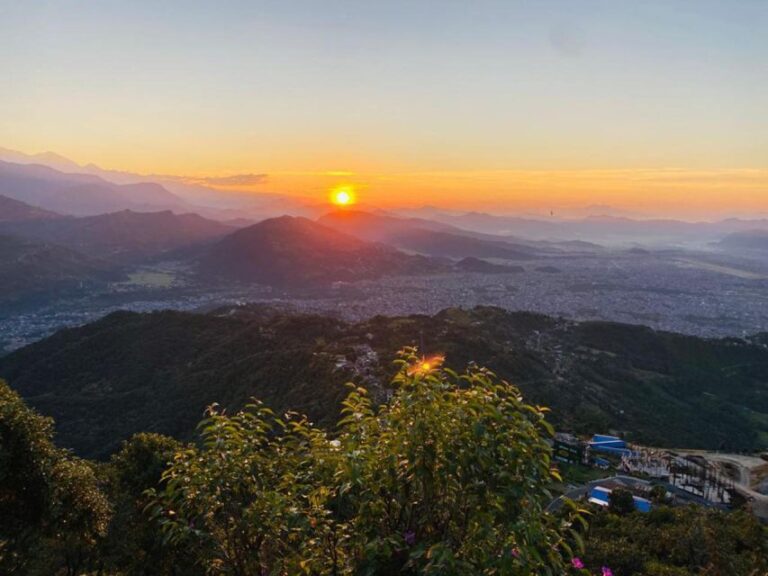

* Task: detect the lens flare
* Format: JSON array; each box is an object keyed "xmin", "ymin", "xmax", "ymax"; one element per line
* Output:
[{"xmin": 407, "ymin": 354, "xmax": 445, "ymax": 375}]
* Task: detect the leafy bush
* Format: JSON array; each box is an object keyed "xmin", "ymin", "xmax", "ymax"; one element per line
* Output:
[
  {"xmin": 5, "ymin": 346, "xmax": 766, "ymax": 575},
  {"xmin": 0, "ymin": 379, "xmax": 110, "ymax": 575},
  {"xmin": 152, "ymin": 349, "xmax": 585, "ymax": 575},
  {"xmin": 99, "ymin": 433, "xmax": 203, "ymax": 575},
  {"xmin": 607, "ymin": 488, "xmax": 635, "ymax": 516},
  {"xmin": 581, "ymin": 505, "xmax": 768, "ymax": 575}
]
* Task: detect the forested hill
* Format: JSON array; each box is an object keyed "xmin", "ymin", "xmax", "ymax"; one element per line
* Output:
[
  {"xmin": 1, "ymin": 305, "xmax": 767, "ymax": 459},
  {"xmin": 0, "ymin": 235, "xmax": 118, "ymax": 307}
]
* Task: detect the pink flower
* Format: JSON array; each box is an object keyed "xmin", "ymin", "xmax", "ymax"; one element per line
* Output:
[
  {"xmin": 404, "ymin": 530, "xmax": 416, "ymax": 546},
  {"xmin": 511, "ymin": 548, "xmax": 520, "ymax": 558},
  {"xmin": 571, "ymin": 557, "xmax": 584, "ymax": 569},
  {"xmin": 602, "ymin": 567, "xmax": 613, "ymax": 576}
]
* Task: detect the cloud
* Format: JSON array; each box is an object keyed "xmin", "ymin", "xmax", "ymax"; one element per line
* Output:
[{"xmin": 195, "ymin": 173, "xmax": 269, "ymax": 186}]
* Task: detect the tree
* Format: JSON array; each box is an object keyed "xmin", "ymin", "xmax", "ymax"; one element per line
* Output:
[
  {"xmin": 100, "ymin": 433, "xmax": 203, "ymax": 576},
  {"xmin": 153, "ymin": 349, "xmax": 585, "ymax": 575},
  {"xmin": 607, "ymin": 488, "xmax": 635, "ymax": 516},
  {"xmin": 336, "ymin": 348, "xmax": 584, "ymax": 575},
  {"xmin": 0, "ymin": 379, "xmax": 111, "ymax": 575},
  {"xmin": 153, "ymin": 400, "xmax": 339, "ymax": 575},
  {"xmin": 582, "ymin": 505, "xmax": 768, "ymax": 575},
  {"xmin": 649, "ymin": 485, "xmax": 669, "ymax": 505}
]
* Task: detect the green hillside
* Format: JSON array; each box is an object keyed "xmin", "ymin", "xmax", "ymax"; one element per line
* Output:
[
  {"xmin": 1, "ymin": 306, "xmax": 767, "ymax": 458},
  {"xmin": 0, "ymin": 234, "xmax": 118, "ymax": 308}
]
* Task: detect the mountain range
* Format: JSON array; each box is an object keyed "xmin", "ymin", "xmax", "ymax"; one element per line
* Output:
[
  {"xmin": 401, "ymin": 207, "xmax": 768, "ymax": 246},
  {"xmin": 197, "ymin": 215, "xmax": 445, "ymax": 286},
  {"xmin": 0, "ymin": 159, "xmax": 189, "ymax": 216},
  {"xmin": 0, "ymin": 195, "xmax": 520, "ymax": 291},
  {"xmin": 0, "ymin": 147, "xmax": 326, "ymax": 220},
  {"xmin": 0, "ymin": 194, "xmax": 60, "ymax": 222},
  {"xmin": 2, "ymin": 147, "xmax": 767, "ymax": 302},
  {"xmin": 5, "ymin": 147, "xmax": 768, "ymax": 250},
  {"xmin": 0, "ymin": 205, "xmax": 234, "ymax": 263},
  {"xmin": 0, "ymin": 235, "xmax": 117, "ymax": 307},
  {"xmin": 318, "ymin": 210, "xmax": 537, "ymax": 259}
]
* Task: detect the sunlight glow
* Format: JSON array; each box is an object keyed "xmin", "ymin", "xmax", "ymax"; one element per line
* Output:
[
  {"xmin": 408, "ymin": 354, "xmax": 445, "ymax": 375},
  {"xmin": 331, "ymin": 186, "xmax": 356, "ymax": 207}
]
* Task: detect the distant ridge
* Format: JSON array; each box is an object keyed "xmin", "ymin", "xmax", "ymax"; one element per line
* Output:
[
  {"xmin": 198, "ymin": 215, "xmax": 444, "ymax": 286},
  {"xmin": 0, "ymin": 158, "xmax": 190, "ymax": 216},
  {"xmin": 0, "ymin": 194, "xmax": 61, "ymax": 222},
  {"xmin": 719, "ymin": 229, "xmax": 768, "ymax": 251},
  {"xmin": 0, "ymin": 147, "xmax": 325, "ymax": 221},
  {"xmin": 0, "ymin": 209, "xmax": 234, "ymax": 262},
  {"xmin": 407, "ymin": 210, "xmax": 768, "ymax": 244},
  {"xmin": 0, "ymin": 235, "xmax": 116, "ymax": 306},
  {"xmin": 318, "ymin": 210, "xmax": 536, "ymax": 259},
  {"xmin": 0, "ymin": 146, "xmax": 82, "ymax": 171}
]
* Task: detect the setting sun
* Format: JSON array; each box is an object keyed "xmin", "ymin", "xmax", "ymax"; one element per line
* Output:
[{"xmin": 331, "ymin": 186, "xmax": 355, "ymax": 207}]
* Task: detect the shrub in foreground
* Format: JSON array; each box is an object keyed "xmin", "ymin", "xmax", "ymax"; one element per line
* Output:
[
  {"xmin": 153, "ymin": 349, "xmax": 585, "ymax": 575},
  {"xmin": 0, "ymin": 379, "xmax": 110, "ymax": 575}
]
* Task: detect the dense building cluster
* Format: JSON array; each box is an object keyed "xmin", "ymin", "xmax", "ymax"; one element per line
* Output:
[{"xmin": 3, "ymin": 251, "xmax": 768, "ymax": 353}]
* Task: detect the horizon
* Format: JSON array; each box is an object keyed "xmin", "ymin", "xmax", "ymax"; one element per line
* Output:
[
  {"xmin": 2, "ymin": 144, "xmax": 768, "ymax": 223},
  {"xmin": 2, "ymin": 1, "xmax": 767, "ymax": 219}
]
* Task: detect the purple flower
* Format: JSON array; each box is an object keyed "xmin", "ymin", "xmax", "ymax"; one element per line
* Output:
[
  {"xmin": 404, "ymin": 530, "xmax": 416, "ymax": 546},
  {"xmin": 602, "ymin": 567, "xmax": 613, "ymax": 576},
  {"xmin": 571, "ymin": 557, "xmax": 584, "ymax": 569},
  {"xmin": 511, "ymin": 547, "xmax": 520, "ymax": 558}
]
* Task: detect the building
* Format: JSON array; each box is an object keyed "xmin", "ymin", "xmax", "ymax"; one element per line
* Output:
[
  {"xmin": 553, "ymin": 433, "xmax": 585, "ymax": 464},
  {"xmin": 588, "ymin": 485, "xmax": 652, "ymax": 513},
  {"xmin": 589, "ymin": 434, "xmax": 633, "ymax": 457}
]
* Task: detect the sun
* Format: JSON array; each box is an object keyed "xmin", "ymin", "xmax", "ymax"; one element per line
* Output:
[{"xmin": 331, "ymin": 186, "xmax": 356, "ymax": 207}]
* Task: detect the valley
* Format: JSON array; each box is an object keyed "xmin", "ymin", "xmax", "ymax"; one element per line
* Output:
[{"xmin": 2, "ymin": 246, "xmax": 766, "ymax": 354}]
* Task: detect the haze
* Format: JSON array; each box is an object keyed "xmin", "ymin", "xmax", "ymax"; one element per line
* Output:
[{"xmin": 2, "ymin": 0, "xmax": 766, "ymax": 217}]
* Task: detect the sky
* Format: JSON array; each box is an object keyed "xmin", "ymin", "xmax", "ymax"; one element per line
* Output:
[{"xmin": 1, "ymin": 0, "xmax": 766, "ymax": 217}]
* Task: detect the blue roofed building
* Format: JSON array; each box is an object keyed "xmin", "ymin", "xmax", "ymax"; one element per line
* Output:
[
  {"xmin": 588, "ymin": 434, "xmax": 632, "ymax": 456},
  {"xmin": 588, "ymin": 485, "xmax": 652, "ymax": 513}
]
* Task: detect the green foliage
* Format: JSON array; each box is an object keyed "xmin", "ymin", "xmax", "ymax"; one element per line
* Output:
[
  {"xmin": 0, "ymin": 309, "xmax": 350, "ymax": 459},
  {"xmin": 607, "ymin": 488, "xmax": 636, "ymax": 516},
  {"xmin": 152, "ymin": 349, "xmax": 586, "ymax": 575},
  {"xmin": 581, "ymin": 505, "xmax": 768, "ymax": 575},
  {"xmin": 649, "ymin": 485, "xmax": 669, "ymax": 505},
  {"xmin": 2, "ymin": 344, "xmax": 768, "ymax": 575},
  {"xmin": 99, "ymin": 432, "xmax": 203, "ymax": 576},
  {"xmin": 3, "ymin": 306, "xmax": 768, "ymax": 459},
  {"xmin": 337, "ymin": 348, "xmax": 582, "ymax": 575},
  {"xmin": 0, "ymin": 379, "xmax": 111, "ymax": 575},
  {"xmin": 558, "ymin": 463, "xmax": 611, "ymax": 486},
  {"xmin": 151, "ymin": 402, "xmax": 335, "ymax": 575},
  {"xmin": 0, "ymin": 234, "xmax": 116, "ymax": 308}
]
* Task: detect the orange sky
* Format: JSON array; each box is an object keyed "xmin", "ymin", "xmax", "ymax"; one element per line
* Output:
[
  {"xmin": 3, "ymin": 2, "xmax": 767, "ymax": 219},
  {"xmin": 177, "ymin": 168, "xmax": 768, "ymax": 219}
]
